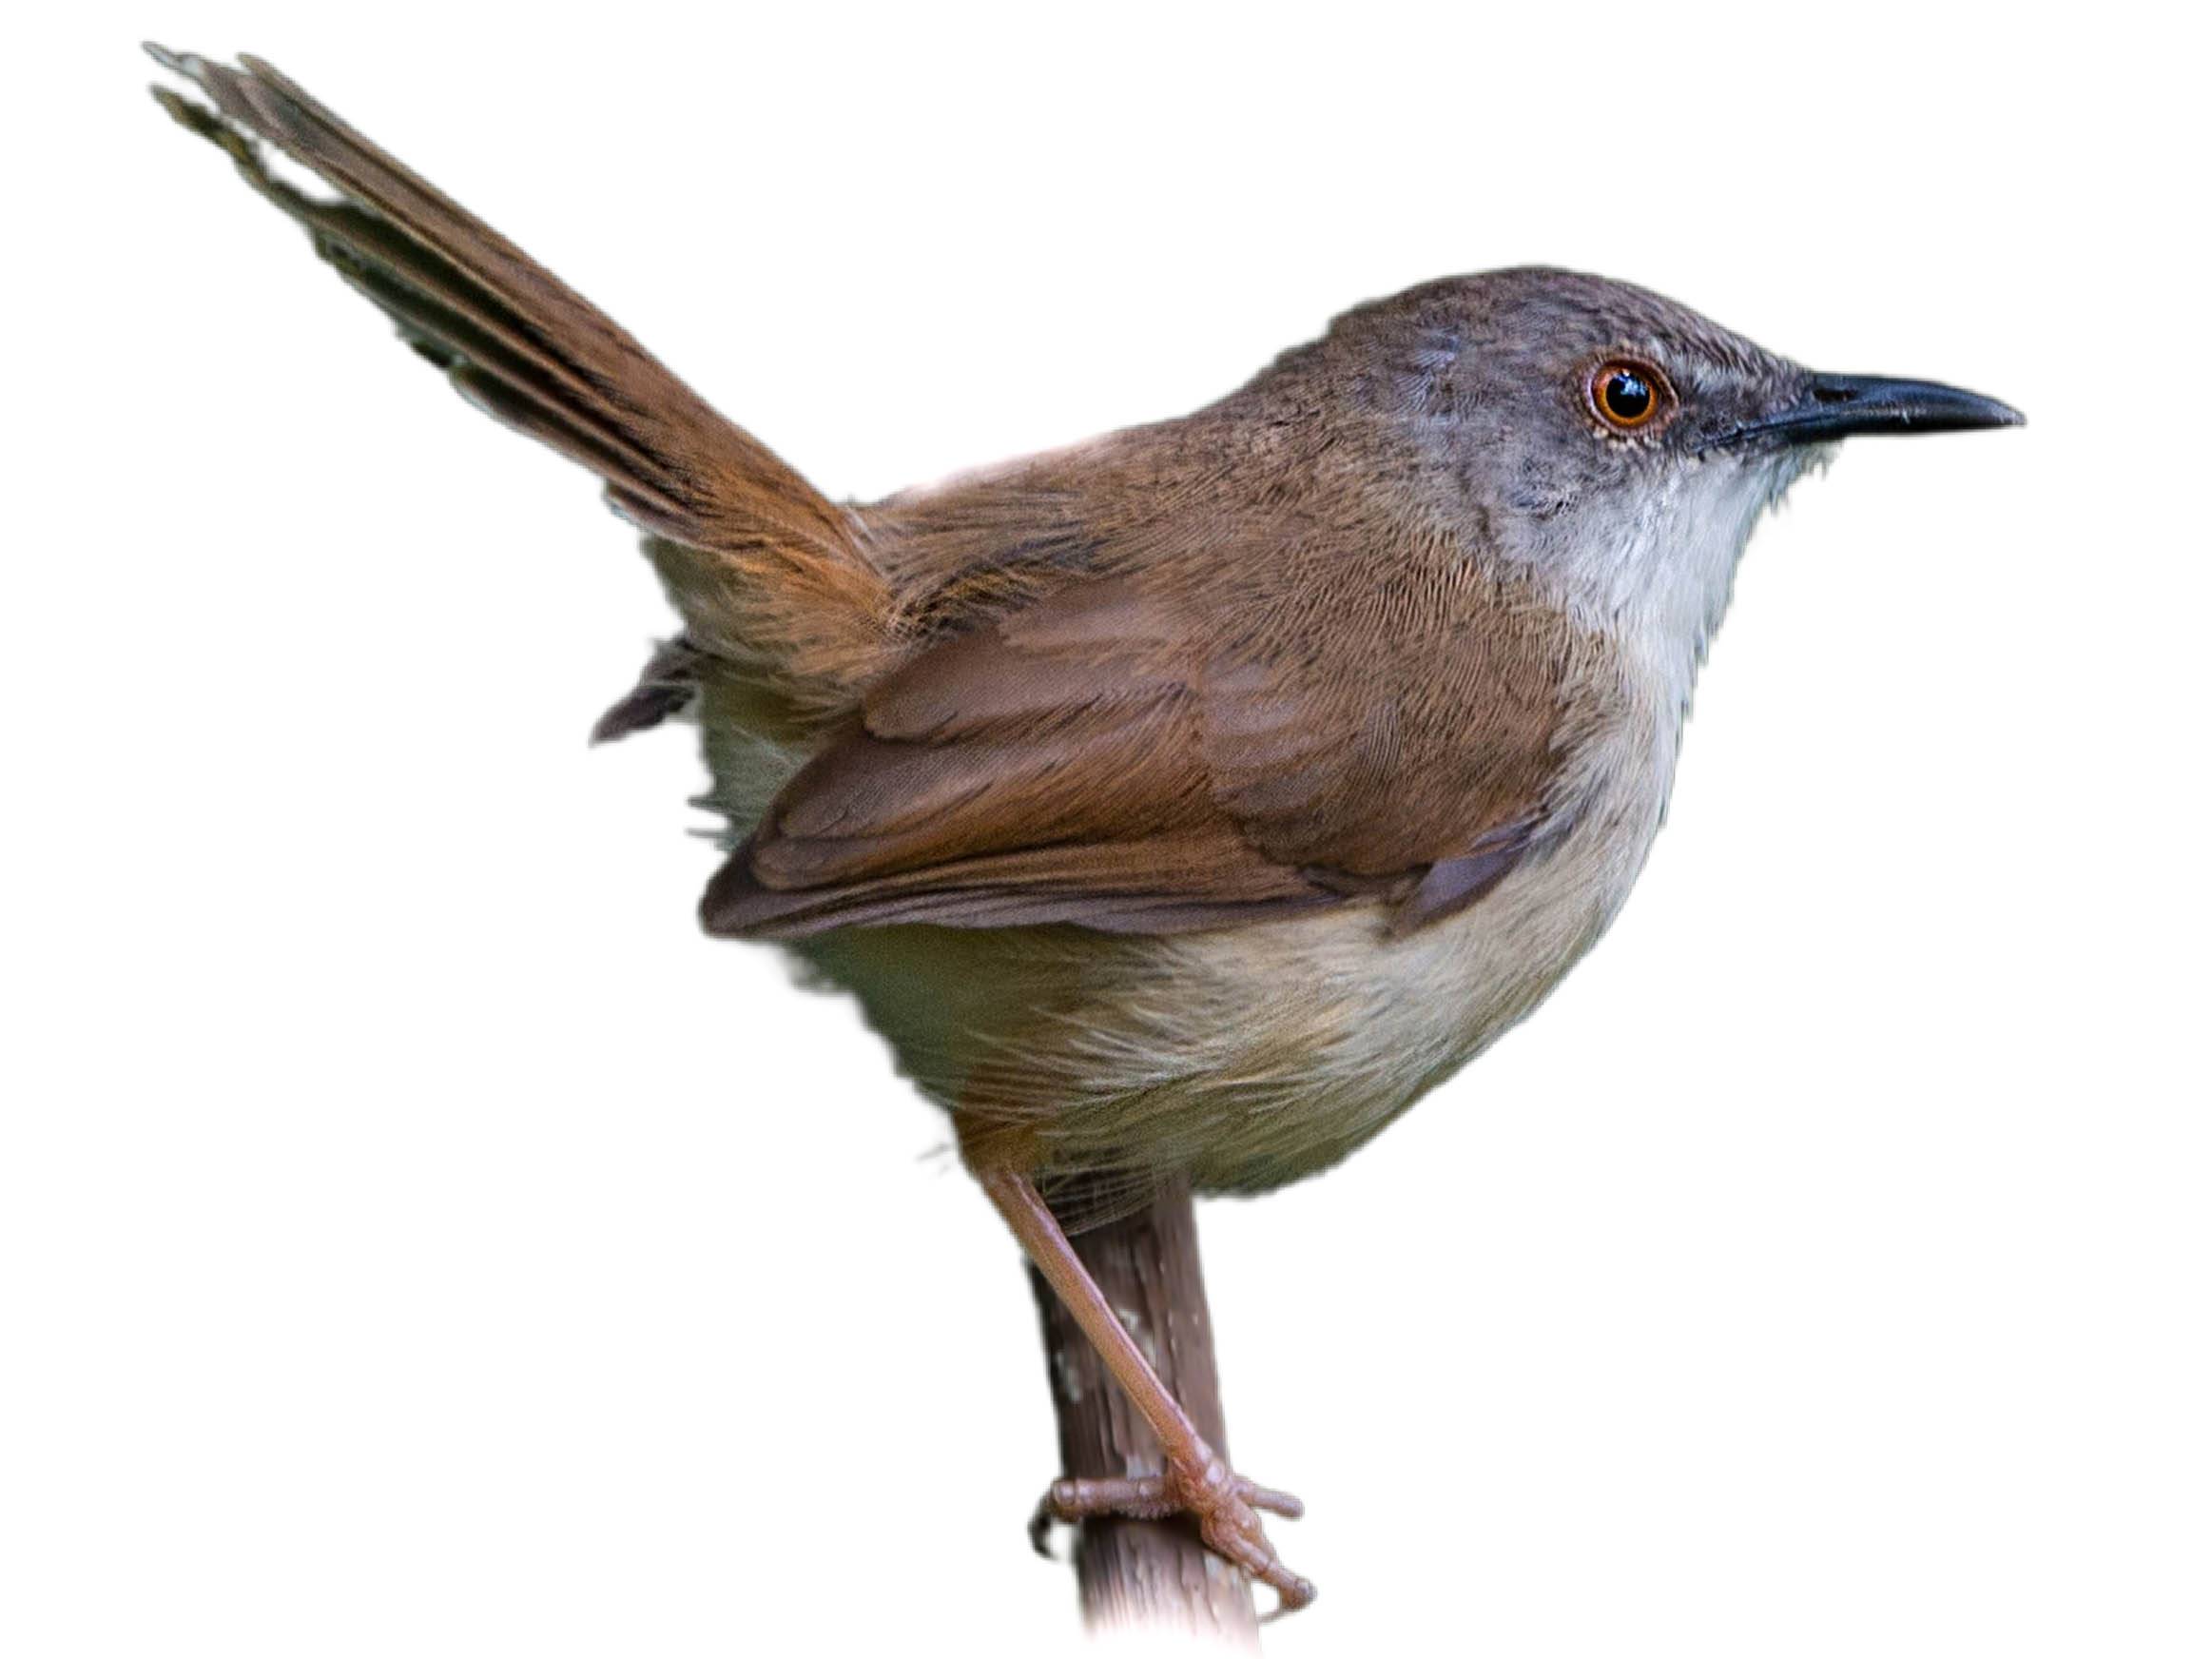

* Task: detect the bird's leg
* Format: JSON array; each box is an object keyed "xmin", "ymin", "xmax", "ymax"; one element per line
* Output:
[{"xmin": 974, "ymin": 1165, "xmax": 1315, "ymax": 1615}]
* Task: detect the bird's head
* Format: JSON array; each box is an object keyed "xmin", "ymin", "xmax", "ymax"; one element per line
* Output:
[{"xmin": 1302, "ymin": 266, "xmax": 2021, "ymax": 658}]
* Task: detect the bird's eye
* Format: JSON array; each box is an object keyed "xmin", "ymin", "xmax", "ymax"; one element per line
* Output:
[{"xmin": 1588, "ymin": 360, "xmax": 1674, "ymax": 433}]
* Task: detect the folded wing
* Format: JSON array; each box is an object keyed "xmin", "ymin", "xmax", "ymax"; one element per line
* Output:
[{"xmin": 704, "ymin": 568, "xmax": 1580, "ymax": 939}]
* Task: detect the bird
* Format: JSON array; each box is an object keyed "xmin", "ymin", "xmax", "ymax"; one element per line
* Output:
[{"xmin": 146, "ymin": 46, "xmax": 2021, "ymax": 1615}]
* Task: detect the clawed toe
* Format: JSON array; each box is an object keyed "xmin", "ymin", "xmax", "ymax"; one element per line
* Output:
[
  {"xmin": 1236, "ymin": 1478, "xmax": 1303, "ymax": 1519},
  {"xmin": 1026, "ymin": 1459, "xmax": 1314, "ymax": 1613},
  {"xmin": 1196, "ymin": 1504, "xmax": 1315, "ymax": 1617},
  {"xmin": 1028, "ymin": 1473, "xmax": 1172, "ymax": 1556}
]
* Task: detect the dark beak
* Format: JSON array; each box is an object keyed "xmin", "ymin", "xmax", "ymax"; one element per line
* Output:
[{"xmin": 1726, "ymin": 374, "xmax": 2024, "ymax": 448}]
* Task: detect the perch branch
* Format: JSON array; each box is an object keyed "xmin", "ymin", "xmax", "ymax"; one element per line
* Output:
[{"xmin": 1028, "ymin": 1177, "xmax": 1260, "ymax": 1645}]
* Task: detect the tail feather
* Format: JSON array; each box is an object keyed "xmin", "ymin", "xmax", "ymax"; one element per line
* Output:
[{"xmin": 148, "ymin": 47, "xmax": 895, "ymax": 712}]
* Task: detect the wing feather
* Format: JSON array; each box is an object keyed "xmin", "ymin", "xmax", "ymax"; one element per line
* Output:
[{"xmin": 703, "ymin": 566, "xmax": 1580, "ymax": 940}]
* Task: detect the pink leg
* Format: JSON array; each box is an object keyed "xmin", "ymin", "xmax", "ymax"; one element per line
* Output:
[{"xmin": 977, "ymin": 1166, "xmax": 1315, "ymax": 1615}]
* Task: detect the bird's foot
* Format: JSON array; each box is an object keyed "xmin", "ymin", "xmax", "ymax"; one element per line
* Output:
[{"xmin": 1029, "ymin": 1455, "xmax": 1314, "ymax": 1616}]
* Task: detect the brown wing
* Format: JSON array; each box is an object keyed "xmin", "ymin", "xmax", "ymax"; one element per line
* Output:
[{"xmin": 701, "ymin": 565, "xmax": 1580, "ymax": 940}]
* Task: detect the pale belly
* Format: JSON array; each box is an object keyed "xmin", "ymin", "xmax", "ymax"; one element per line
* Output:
[{"xmin": 794, "ymin": 733, "xmax": 1673, "ymax": 1200}]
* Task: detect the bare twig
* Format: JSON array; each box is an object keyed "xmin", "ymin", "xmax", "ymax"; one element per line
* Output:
[{"xmin": 1028, "ymin": 1178, "xmax": 1261, "ymax": 1645}]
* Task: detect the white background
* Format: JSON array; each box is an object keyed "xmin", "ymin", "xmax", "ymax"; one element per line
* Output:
[{"xmin": 6, "ymin": 6, "xmax": 2204, "ymax": 1655}]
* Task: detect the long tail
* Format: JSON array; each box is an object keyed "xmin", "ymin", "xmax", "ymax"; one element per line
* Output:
[{"xmin": 147, "ymin": 47, "xmax": 894, "ymax": 716}]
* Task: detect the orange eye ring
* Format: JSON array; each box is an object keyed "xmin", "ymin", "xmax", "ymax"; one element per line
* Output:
[{"xmin": 1588, "ymin": 359, "xmax": 1674, "ymax": 433}]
